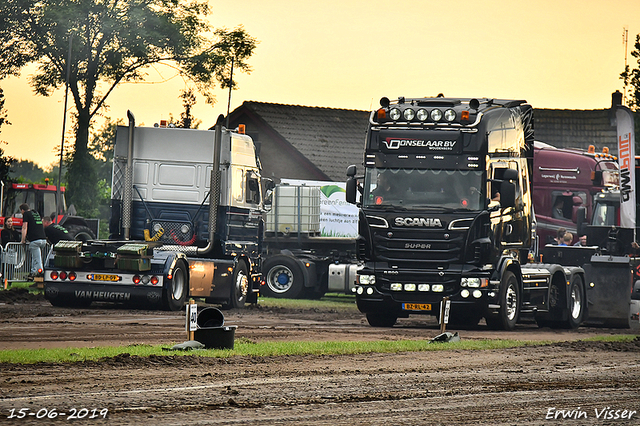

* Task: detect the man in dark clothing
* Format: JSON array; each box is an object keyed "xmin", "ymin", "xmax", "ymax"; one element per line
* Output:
[
  {"xmin": 42, "ymin": 216, "xmax": 74, "ymax": 245},
  {"xmin": 19, "ymin": 203, "xmax": 47, "ymax": 278}
]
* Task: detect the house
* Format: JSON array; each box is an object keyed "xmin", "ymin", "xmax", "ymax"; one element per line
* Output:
[
  {"xmin": 225, "ymin": 99, "xmax": 622, "ymax": 183},
  {"xmin": 226, "ymin": 101, "xmax": 369, "ymax": 183}
]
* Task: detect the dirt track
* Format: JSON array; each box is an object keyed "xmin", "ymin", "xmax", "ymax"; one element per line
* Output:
[{"xmin": 0, "ymin": 289, "xmax": 639, "ymax": 425}]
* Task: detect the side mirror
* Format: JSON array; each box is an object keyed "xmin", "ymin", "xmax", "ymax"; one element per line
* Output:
[
  {"xmin": 500, "ymin": 182, "xmax": 516, "ymax": 208},
  {"xmin": 502, "ymin": 168, "xmax": 518, "ymax": 181},
  {"xmin": 346, "ymin": 164, "xmax": 357, "ymax": 178},
  {"xmin": 576, "ymin": 206, "xmax": 586, "ymax": 231},
  {"xmin": 262, "ymin": 178, "xmax": 275, "ymax": 209},
  {"xmin": 346, "ymin": 177, "xmax": 358, "ymax": 204}
]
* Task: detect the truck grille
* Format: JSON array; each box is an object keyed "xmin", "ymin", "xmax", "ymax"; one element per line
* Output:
[{"xmin": 372, "ymin": 229, "xmax": 465, "ymax": 268}]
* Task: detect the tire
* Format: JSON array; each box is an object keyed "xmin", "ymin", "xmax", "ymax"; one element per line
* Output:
[
  {"xmin": 261, "ymin": 256, "xmax": 305, "ymax": 299},
  {"xmin": 561, "ymin": 276, "xmax": 585, "ymax": 329},
  {"xmin": 65, "ymin": 225, "xmax": 95, "ymax": 241},
  {"xmin": 449, "ymin": 308, "xmax": 482, "ymax": 328},
  {"xmin": 222, "ymin": 261, "xmax": 249, "ymax": 310},
  {"xmin": 366, "ymin": 312, "xmax": 397, "ymax": 327},
  {"xmin": 163, "ymin": 260, "xmax": 188, "ymax": 311},
  {"xmin": 485, "ymin": 271, "xmax": 520, "ymax": 331}
]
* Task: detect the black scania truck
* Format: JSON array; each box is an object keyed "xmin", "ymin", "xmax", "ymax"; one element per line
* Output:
[{"xmin": 346, "ymin": 97, "xmax": 590, "ymax": 330}]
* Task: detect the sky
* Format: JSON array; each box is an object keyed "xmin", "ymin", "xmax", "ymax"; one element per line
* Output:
[{"xmin": 1, "ymin": 0, "xmax": 640, "ymax": 169}]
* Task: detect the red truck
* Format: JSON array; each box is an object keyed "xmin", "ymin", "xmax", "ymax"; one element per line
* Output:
[
  {"xmin": 0, "ymin": 181, "xmax": 97, "ymax": 240},
  {"xmin": 532, "ymin": 141, "xmax": 618, "ymax": 245}
]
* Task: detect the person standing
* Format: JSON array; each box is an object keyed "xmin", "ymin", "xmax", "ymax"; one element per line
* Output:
[
  {"xmin": 1, "ymin": 218, "xmax": 20, "ymax": 247},
  {"xmin": 19, "ymin": 203, "xmax": 47, "ymax": 279}
]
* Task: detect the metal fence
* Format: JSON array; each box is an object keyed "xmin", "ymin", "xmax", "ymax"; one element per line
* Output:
[{"xmin": 1, "ymin": 242, "xmax": 53, "ymax": 283}]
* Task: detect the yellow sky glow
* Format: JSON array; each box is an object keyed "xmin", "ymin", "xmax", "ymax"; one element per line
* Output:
[{"xmin": 2, "ymin": 0, "xmax": 639, "ymax": 168}]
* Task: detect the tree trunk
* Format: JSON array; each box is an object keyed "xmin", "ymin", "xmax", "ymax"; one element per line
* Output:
[{"xmin": 66, "ymin": 111, "xmax": 97, "ymax": 217}]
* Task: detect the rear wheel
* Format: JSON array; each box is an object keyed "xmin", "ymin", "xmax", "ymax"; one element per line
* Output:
[
  {"xmin": 65, "ymin": 225, "xmax": 96, "ymax": 241},
  {"xmin": 485, "ymin": 271, "xmax": 520, "ymax": 330},
  {"xmin": 366, "ymin": 312, "xmax": 397, "ymax": 327},
  {"xmin": 561, "ymin": 276, "xmax": 585, "ymax": 329},
  {"xmin": 163, "ymin": 260, "xmax": 188, "ymax": 311},
  {"xmin": 262, "ymin": 256, "xmax": 305, "ymax": 298}
]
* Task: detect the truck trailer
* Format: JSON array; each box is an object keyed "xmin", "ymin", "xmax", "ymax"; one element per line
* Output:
[
  {"xmin": 345, "ymin": 96, "xmax": 626, "ymax": 330},
  {"xmin": 43, "ymin": 113, "xmax": 268, "ymax": 310}
]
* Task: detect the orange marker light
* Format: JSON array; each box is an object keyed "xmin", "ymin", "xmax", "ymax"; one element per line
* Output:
[
  {"xmin": 461, "ymin": 111, "xmax": 470, "ymax": 121},
  {"xmin": 377, "ymin": 109, "xmax": 386, "ymax": 120},
  {"xmin": 238, "ymin": 124, "xmax": 246, "ymax": 134}
]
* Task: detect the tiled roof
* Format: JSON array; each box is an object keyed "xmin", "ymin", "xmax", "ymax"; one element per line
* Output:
[{"xmin": 234, "ymin": 102, "xmax": 369, "ymax": 181}]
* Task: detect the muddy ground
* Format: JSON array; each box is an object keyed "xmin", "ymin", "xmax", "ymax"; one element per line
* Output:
[{"xmin": 0, "ymin": 288, "xmax": 639, "ymax": 425}]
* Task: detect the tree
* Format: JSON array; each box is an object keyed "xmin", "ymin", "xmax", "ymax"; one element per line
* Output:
[
  {"xmin": 0, "ymin": 0, "xmax": 257, "ymax": 216},
  {"xmin": 0, "ymin": 88, "xmax": 16, "ymax": 186},
  {"xmin": 621, "ymin": 34, "xmax": 640, "ymax": 111}
]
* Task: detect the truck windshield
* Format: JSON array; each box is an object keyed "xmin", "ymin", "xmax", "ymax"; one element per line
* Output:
[{"xmin": 363, "ymin": 168, "xmax": 484, "ymax": 211}]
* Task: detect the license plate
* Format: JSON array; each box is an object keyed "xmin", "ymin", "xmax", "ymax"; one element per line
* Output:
[
  {"xmin": 91, "ymin": 274, "xmax": 121, "ymax": 282},
  {"xmin": 402, "ymin": 303, "xmax": 432, "ymax": 311}
]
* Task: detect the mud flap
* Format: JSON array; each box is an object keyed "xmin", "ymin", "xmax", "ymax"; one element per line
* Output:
[{"xmin": 582, "ymin": 255, "xmax": 632, "ymax": 328}]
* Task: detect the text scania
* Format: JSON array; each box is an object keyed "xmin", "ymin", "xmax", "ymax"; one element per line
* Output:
[
  {"xmin": 395, "ymin": 217, "xmax": 443, "ymax": 227},
  {"xmin": 384, "ymin": 139, "xmax": 457, "ymax": 150}
]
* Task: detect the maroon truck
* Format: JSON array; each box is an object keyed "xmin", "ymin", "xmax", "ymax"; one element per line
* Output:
[{"xmin": 532, "ymin": 141, "xmax": 618, "ymax": 245}]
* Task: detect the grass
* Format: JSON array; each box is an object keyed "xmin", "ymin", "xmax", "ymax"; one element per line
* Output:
[
  {"xmin": 0, "ymin": 334, "xmax": 636, "ymax": 365},
  {"xmin": 257, "ymin": 293, "xmax": 358, "ymax": 310}
]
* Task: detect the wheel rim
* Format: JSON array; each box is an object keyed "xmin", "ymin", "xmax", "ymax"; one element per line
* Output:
[
  {"xmin": 236, "ymin": 270, "xmax": 249, "ymax": 302},
  {"xmin": 505, "ymin": 284, "xmax": 518, "ymax": 321},
  {"xmin": 570, "ymin": 285, "xmax": 582, "ymax": 320},
  {"xmin": 172, "ymin": 267, "xmax": 185, "ymax": 299},
  {"xmin": 266, "ymin": 266, "xmax": 294, "ymax": 294}
]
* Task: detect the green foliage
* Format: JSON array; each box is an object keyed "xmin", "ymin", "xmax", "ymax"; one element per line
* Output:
[
  {"xmin": 621, "ymin": 34, "xmax": 640, "ymax": 111},
  {"xmin": 10, "ymin": 159, "xmax": 46, "ymax": 183},
  {"xmin": 1, "ymin": 334, "xmax": 636, "ymax": 364},
  {"xmin": 0, "ymin": 87, "xmax": 16, "ymax": 185},
  {"xmin": 0, "ymin": 0, "xmax": 257, "ymax": 218}
]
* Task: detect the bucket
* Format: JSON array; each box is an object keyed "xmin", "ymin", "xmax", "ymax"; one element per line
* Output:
[
  {"xmin": 197, "ymin": 307, "xmax": 225, "ymax": 328},
  {"xmin": 194, "ymin": 307, "xmax": 236, "ymax": 349}
]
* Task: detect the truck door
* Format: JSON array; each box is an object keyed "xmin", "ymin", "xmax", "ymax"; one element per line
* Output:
[{"xmin": 489, "ymin": 162, "xmax": 527, "ymax": 247}]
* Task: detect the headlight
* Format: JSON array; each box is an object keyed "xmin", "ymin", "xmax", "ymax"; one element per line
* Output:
[
  {"xmin": 418, "ymin": 284, "xmax": 430, "ymax": 291},
  {"xmin": 389, "ymin": 108, "xmax": 401, "ymax": 121},
  {"xmin": 430, "ymin": 109, "xmax": 443, "ymax": 121},
  {"xmin": 358, "ymin": 275, "xmax": 375, "ymax": 285},
  {"xmin": 432, "ymin": 284, "xmax": 444, "ymax": 292},
  {"xmin": 404, "ymin": 283, "xmax": 416, "ymax": 291},
  {"xmin": 461, "ymin": 277, "xmax": 481, "ymax": 288},
  {"xmin": 444, "ymin": 109, "xmax": 456, "ymax": 122},
  {"xmin": 416, "ymin": 109, "xmax": 429, "ymax": 121},
  {"xmin": 472, "ymin": 290, "xmax": 482, "ymax": 298},
  {"xmin": 403, "ymin": 108, "xmax": 415, "ymax": 121},
  {"xmin": 461, "ymin": 289, "xmax": 470, "ymax": 298},
  {"xmin": 390, "ymin": 283, "xmax": 402, "ymax": 291}
]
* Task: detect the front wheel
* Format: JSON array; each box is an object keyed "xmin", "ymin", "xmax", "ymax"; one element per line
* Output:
[
  {"xmin": 163, "ymin": 260, "xmax": 188, "ymax": 311},
  {"xmin": 222, "ymin": 261, "xmax": 249, "ymax": 310},
  {"xmin": 485, "ymin": 271, "xmax": 520, "ymax": 331},
  {"xmin": 366, "ymin": 312, "xmax": 397, "ymax": 327}
]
